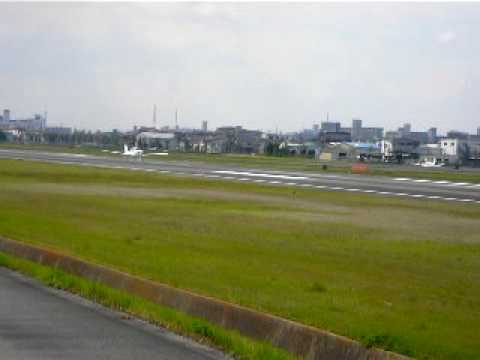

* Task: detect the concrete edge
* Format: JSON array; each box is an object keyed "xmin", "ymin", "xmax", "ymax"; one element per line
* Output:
[{"xmin": 0, "ymin": 237, "xmax": 410, "ymax": 360}]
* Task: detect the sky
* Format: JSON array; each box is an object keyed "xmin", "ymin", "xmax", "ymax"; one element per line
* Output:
[{"xmin": 1, "ymin": 2, "xmax": 480, "ymax": 134}]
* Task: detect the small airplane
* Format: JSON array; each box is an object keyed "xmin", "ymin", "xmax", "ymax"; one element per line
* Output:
[
  {"xmin": 415, "ymin": 160, "xmax": 444, "ymax": 168},
  {"xmin": 122, "ymin": 144, "xmax": 144, "ymax": 157}
]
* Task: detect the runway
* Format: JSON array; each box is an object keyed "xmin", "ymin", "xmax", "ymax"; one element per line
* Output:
[
  {"xmin": 1, "ymin": 148, "xmax": 479, "ymax": 204},
  {"xmin": 0, "ymin": 267, "xmax": 227, "ymax": 360}
]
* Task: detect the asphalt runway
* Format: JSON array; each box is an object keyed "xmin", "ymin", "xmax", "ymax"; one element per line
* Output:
[
  {"xmin": 0, "ymin": 267, "xmax": 228, "ymax": 360},
  {"xmin": 1, "ymin": 148, "xmax": 479, "ymax": 203}
]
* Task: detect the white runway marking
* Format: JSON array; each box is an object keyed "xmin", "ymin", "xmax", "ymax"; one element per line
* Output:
[
  {"xmin": 395, "ymin": 193, "xmax": 408, "ymax": 196},
  {"xmin": 214, "ymin": 170, "xmax": 309, "ymax": 180},
  {"xmin": 413, "ymin": 179, "xmax": 431, "ymax": 183},
  {"xmin": 443, "ymin": 197, "xmax": 457, "ymax": 201},
  {"xmin": 254, "ymin": 179, "xmax": 266, "ymax": 183},
  {"xmin": 362, "ymin": 189, "xmax": 376, "ymax": 193},
  {"xmin": 427, "ymin": 195, "xmax": 441, "ymax": 199},
  {"xmin": 434, "ymin": 180, "xmax": 450, "ymax": 184},
  {"xmin": 394, "ymin": 178, "xmax": 411, "ymax": 181},
  {"xmin": 299, "ymin": 183, "xmax": 313, "ymax": 187},
  {"xmin": 315, "ymin": 185, "xmax": 327, "ymax": 189},
  {"xmin": 346, "ymin": 188, "xmax": 360, "ymax": 192},
  {"xmin": 378, "ymin": 191, "xmax": 392, "ymax": 195},
  {"xmin": 409, "ymin": 194, "xmax": 425, "ymax": 198},
  {"xmin": 450, "ymin": 182, "xmax": 470, "ymax": 186},
  {"xmin": 331, "ymin": 186, "xmax": 344, "ymax": 190},
  {"xmin": 285, "ymin": 182, "xmax": 297, "ymax": 186},
  {"xmin": 145, "ymin": 169, "xmax": 156, "ymax": 172},
  {"xmin": 269, "ymin": 181, "xmax": 281, "ymax": 184},
  {"xmin": 238, "ymin": 178, "xmax": 249, "ymax": 181}
]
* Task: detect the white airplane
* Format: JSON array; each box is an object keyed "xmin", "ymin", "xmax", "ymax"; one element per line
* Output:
[
  {"xmin": 122, "ymin": 144, "xmax": 144, "ymax": 157},
  {"xmin": 415, "ymin": 160, "xmax": 444, "ymax": 168}
]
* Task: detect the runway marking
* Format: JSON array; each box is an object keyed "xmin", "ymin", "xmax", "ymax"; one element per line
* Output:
[
  {"xmin": 450, "ymin": 182, "xmax": 470, "ymax": 186},
  {"xmin": 331, "ymin": 186, "xmax": 344, "ymax": 190},
  {"xmin": 434, "ymin": 180, "xmax": 450, "ymax": 184},
  {"xmin": 378, "ymin": 191, "xmax": 392, "ymax": 195},
  {"xmin": 269, "ymin": 181, "xmax": 281, "ymax": 184},
  {"xmin": 205, "ymin": 174, "xmax": 220, "ymax": 178},
  {"xmin": 409, "ymin": 194, "xmax": 425, "ymax": 198},
  {"xmin": 193, "ymin": 173, "xmax": 204, "ymax": 176},
  {"xmin": 346, "ymin": 188, "xmax": 360, "ymax": 192},
  {"xmin": 238, "ymin": 178, "xmax": 249, "ymax": 181},
  {"xmin": 145, "ymin": 169, "xmax": 156, "ymax": 172},
  {"xmin": 427, "ymin": 195, "xmax": 441, "ymax": 199},
  {"xmin": 459, "ymin": 198, "xmax": 474, "ymax": 202},
  {"xmin": 254, "ymin": 179, "xmax": 266, "ymax": 183},
  {"xmin": 315, "ymin": 185, "xmax": 327, "ymax": 189},
  {"xmin": 362, "ymin": 189, "xmax": 376, "ymax": 193},
  {"xmin": 299, "ymin": 183, "xmax": 313, "ymax": 187},
  {"xmin": 413, "ymin": 179, "xmax": 431, "ymax": 183},
  {"xmin": 222, "ymin": 176, "xmax": 235, "ymax": 180},
  {"xmin": 394, "ymin": 178, "xmax": 411, "ymax": 181},
  {"xmin": 395, "ymin": 193, "xmax": 408, "ymax": 196},
  {"xmin": 285, "ymin": 182, "xmax": 297, "ymax": 186},
  {"xmin": 214, "ymin": 170, "xmax": 309, "ymax": 180},
  {"xmin": 443, "ymin": 197, "xmax": 457, "ymax": 201}
]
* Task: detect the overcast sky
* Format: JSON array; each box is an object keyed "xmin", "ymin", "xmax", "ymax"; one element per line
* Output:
[{"xmin": 1, "ymin": 2, "xmax": 480, "ymax": 134}]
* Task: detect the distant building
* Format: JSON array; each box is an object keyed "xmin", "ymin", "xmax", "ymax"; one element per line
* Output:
[
  {"xmin": 136, "ymin": 131, "xmax": 177, "ymax": 151},
  {"xmin": 319, "ymin": 131, "xmax": 351, "ymax": 144},
  {"xmin": 0, "ymin": 110, "xmax": 46, "ymax": 131},
  {"xmin": 321, "ymin": 122, "xmax": 341, "ymax": 133},
  {"xmin": 201, "ymin": 121, "xmax": 208, "ymax": 132},
  {"xmin": 428, "ymin": 127, "xmax": 437, "ymax": 143}
]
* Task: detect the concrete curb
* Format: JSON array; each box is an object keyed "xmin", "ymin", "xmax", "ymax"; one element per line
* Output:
[{"xmin": 0, "ymin": 237, "xmax": 409, "ymax": 360}]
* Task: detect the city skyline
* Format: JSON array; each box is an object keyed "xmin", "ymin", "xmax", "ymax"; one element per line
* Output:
[{"xmin": 1, "ymin": 2, "xmax": 480, "ymax": 133}]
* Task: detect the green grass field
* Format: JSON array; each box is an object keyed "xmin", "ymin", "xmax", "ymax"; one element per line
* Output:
[
  {"xmin": 0, "ymin": 159, "xmax": 479, "ymax": 359},
  {"xmin": 2, "ymin": 143, "xmax": 480, "ymax": 183}
]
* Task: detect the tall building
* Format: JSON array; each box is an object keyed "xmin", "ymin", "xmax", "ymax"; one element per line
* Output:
[
  {"xmin": 3, "ymin": 109, "xmax": 10, "ymax": 122},
  {"xmin": 349, "ymin": 118, "xmax": 383, "ymax": 142},
  {"xmin": 351, "ymin": 119, "xmax": 362, "ymax": 140},
  {"xmin": 477, "ymin": 127, "xmax": 480, "ymax": 136},
  {"xmin": 202, "ymin": 121, "xmax": 208, "ymax": 132},
  {"xmin": 428, "ymin": 127, "xmax": 437, "ymax": 143}
]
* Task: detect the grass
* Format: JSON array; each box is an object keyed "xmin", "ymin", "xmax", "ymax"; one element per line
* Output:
[
  {"xmin": 2, "ymin": 142, "xmax": 480, "ymax": 183},
  {"xmin": 0, "ymin": 252, "xmax": 294, "ymax": 360},
  {"xmin": 0, "ymin": 159, "xmax": 479, "ymax": 359}
]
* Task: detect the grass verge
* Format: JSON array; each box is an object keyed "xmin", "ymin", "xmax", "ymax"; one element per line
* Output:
[{"xmin": 0, "ymin": 251, "xmax": 295, "ymax": 360}]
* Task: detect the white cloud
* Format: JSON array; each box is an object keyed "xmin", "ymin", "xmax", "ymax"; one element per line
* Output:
[{"xmin": 438, "ymin": 31, "xmax": 456, "ymax": 44}]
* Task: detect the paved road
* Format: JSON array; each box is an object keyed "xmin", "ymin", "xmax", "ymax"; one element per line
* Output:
[
  {"xmin": 1, "ymin": 148, "xmax": 479, "ymax": 204},
  {"xmin": 0, "ymin": 267, "xmax": 228, "ymax": 360}
]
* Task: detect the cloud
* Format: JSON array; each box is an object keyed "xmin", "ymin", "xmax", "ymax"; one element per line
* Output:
[
  {"xmin": 438, "ymin": 31, "xmax": 456, "ymax": 44},
  {"xmin": 1, "ymin": 3, "xmax": 480, "ymax": 133}
]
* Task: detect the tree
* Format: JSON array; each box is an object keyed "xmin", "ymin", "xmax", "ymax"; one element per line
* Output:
[{"xmin": 0, "ymin": 131, "xmax": 7, "ymax": 143}]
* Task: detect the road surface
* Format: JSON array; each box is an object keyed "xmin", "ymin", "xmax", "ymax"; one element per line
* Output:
[
  {"xmin": 0, "ymin": 148, "xmax": 479, "ymax": 204},
  {"xmin": 0, "ymin": 267, "xmax": 228, "ymax": 360}
]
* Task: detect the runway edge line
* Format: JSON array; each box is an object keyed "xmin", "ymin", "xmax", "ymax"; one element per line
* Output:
[{"xmin": 0, "ymin": 236, "xmax": 409, "ymax": 360}]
